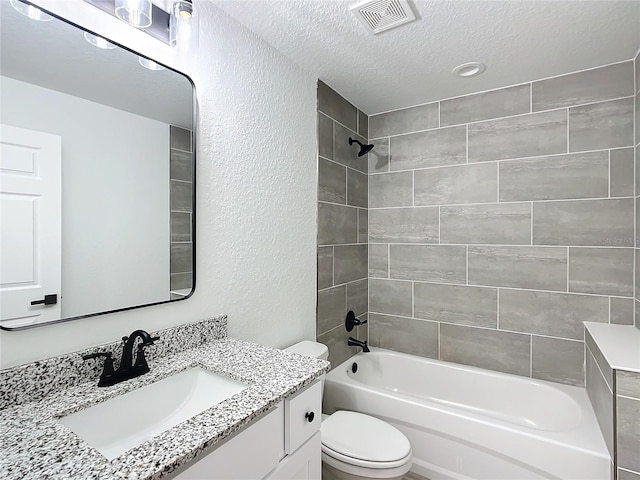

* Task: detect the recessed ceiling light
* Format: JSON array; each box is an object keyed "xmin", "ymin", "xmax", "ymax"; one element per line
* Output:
[
  {"xmin": 10, "ymin": 0, "xmax": 53, "ymax": 21},
  {"xmin": 452, "ymin": 62, "xmax": 486, "ymax": 78},
  {"xmin": 138, "ymin": 57, "xmax": 166, "ymax": 71},
  {"xmin": 84, "ymin": 32, "xmax": 117, "ymax": 50}
]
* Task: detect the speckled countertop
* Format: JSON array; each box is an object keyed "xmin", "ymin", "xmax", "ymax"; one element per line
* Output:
[{"xmin": 0, "ymin": 337, "xmax": 329, "ymax": 480}]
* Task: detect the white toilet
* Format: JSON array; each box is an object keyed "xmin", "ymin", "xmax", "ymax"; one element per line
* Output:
[{"xmin": 285, "ymin": 341, "xmax": 412, "ymax": 480}]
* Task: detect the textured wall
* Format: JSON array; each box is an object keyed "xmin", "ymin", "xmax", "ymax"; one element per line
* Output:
[
  {"xmin": 316, "ymin": 81, "xmax": 369, "ymax": 368},
  {"xmin": 0, "ymin": 0, "xmax": 317, "ymax": 368},
  {"xmin": 368, "ymin": 61, "xmax": 636, "ymax": 387}
]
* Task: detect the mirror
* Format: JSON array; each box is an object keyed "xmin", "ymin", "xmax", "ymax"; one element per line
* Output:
[{"xmin": 0, "ymin": 0, "xmax": 196, "ymax": 330}]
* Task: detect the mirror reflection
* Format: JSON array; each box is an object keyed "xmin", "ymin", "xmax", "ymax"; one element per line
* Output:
[{"xmin": 0, "ymin": 0, "xmax": 195, "ymax": 330}]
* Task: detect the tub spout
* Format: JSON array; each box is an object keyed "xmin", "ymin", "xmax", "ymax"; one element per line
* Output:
[{"xmin": 348, "ymin": 337, "xmax": 370, "ymax": 353}]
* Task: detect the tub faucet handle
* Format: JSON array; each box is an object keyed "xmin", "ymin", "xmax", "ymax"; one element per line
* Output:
[{"xmin": 345, "ymin": 310, "xmax": 368, "ymax": 332}]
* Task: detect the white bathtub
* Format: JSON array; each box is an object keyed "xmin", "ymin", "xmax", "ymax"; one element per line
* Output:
[{"xmin": 323, "ymin": 348, "xmax": 610, "ymax": 480}]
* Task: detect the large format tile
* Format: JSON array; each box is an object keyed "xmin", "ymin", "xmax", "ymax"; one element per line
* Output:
[
  {"xmin": 369, "ymin": 207, "xmax": 439, "ymax": 243},
  {"xmin": 568, "ymin": 247, "xmax": 633, "ymax": 296},
  {"xmin": 334, "ymin": 245, "xmax": 368, "ymax": 284},
  {"xmin": 441, "ymin": 84, "xmax": 531, "ymax": 126},
  {"xmin": 636, "ymin": 91, "xmax": 640, "ymax": 143},
  {"xmin": 170, "ymin": 148, "xmax": 192, "ymax": 182},
  {"xmin": 170, "ymin": 244, "xmax": 192, "ymax": 273},
  {"xmin": 610, "ymin": 148, "xmax": 635, "ymax": 197},
  {"xmin": 617, "ymin": 370, "xmax": 640, "ymax": 399},
  {"xmin": 170, "ymin": 125, "xmax": 191, "ymax": 151},
  {"xmin": 440, "ymin": 203, "xmax": 531, "ymax": 245},
  {"xmin": 369, "ymin": 279, "xmax": 413, "ymax": 317},
  {"xmin": 390, "ymin": 245, "xmax": 467, "ymax": 284},
  {"xmin": 318, "ymin": 325, "xmax": 357, "ymax": 370},
  {"xmin": 369, "ymin": 171, "xmax": 413, "ymax": 208},
  {"xmin": 499, "ymin": 151, "xmax": 609, "ymax": 201},
  {"xmin": 358, "ymin": 209, "xmax": 368, "ymax": 244},
  {"xmin": 347, "ymin": 279, "xmax": 368, "ymax": 318},
  {"xmin": 369, "ymin": 314, "xmax": 438, "ymax": 359},
  {"xmin": 358, "ymin": 109, "xmax": 368, "ymax": 138},
  {"xmin": 170, "ymin": 180, "xmax": 192, "ymax": 212},
  {"xmin": 369, "ymin": 137, "xmax": 389, "ymax": 173},
  {"xmin": 586, "ymin": 350, "xmax": 614, "ymax": 456},
  {"xmin": 586, "ymin": 330, "xmax": 613, "ymax": 389},
  {"xmin": 532, "ymin": 62, "xmax": 634, "ymax": 110},
  {"xmin": 347, "ymin": 169, "xmax": 368, "ymax": 208},
  {"xmin": 317, "ymin": 285, "xmax": 346, "ymax": 335},
  {"xmin": 317, "ymin": 247, "xmax": 333, "ymax": 290},
  {"xmin": 468, "ymin": 110, "xmax": 567, "ymax": 162},
  {"xmin": 533, "ymin": 198, "xmax": 634, "ymax": 247},
  {"xmin": 318, "ymin": 203, "xmax": 358, "ymax": 245},
  {"xmin": 569, "ymin": 97, "xmax": 634, "ymax": 151},
  {"xmin": 531, "ymin": 336, "xmax": 584, "ymax": 386},
  {"xmin": 369, "ymin": 102, "xmax": 439, "ymax": 138},
  {"xmin": 369, "ymin": 244, "xmax": 388, "ymax": 278},
  {"xmin": 318, "ymin": 113, "xmax": 333, "ymax": 159},
  {"xmin": 440, "ymin": 324, "xmax": 531, "ymax": 376},
  {"xmin": 171, "ymin": 212, "xmax": 191, "ymax": 242},
  {"xmin": 414, "ymin": 283, "xmax": 497, "ymax": 327},
  {"xmin": 318, "ymin": 158, "xmax": 346, "ymax": 204},
  {"xmin": 611, "ymin": 297, "xmax": 634, "ymax": 326},
  {"xmin": 499, "ymin": 289, "xmax": 608, "ymax": 340},
  {"xmin": 414, "ymin": 162, "xmax": 497, "ymax": 206},
  {"xmin": 390, "ymin": 126, "xmax": 467, "ymax": 170},
  {"xmin": 618, "ymin": 396, "xmax": 640, "ymax": 472},
  {"xmin": 334, "ymin": 123, "xmax": 368, "ymax": 173},
  {"xmin": 618, "ymin": 469, "xmax": 640, "ymax": 480},
  {"xmin": 318, "ymin": 80, "xmax": 357, "ymax": 131},
  {"xmin": 468, "ymin": 246, "xmax": 567, "ymax": 291},
  {"xmin": 170, "ymin": 272, "xmax": 192, "ymax": 291}
]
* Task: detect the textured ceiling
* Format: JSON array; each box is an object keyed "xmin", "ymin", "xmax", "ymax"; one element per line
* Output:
[
  {"xmin": 215, "ymin": 0, "xmax": 640, "ymax": 114},
  {"xmin": 1, "ymin": 0, "xmax": 193, "ymax": 127}
]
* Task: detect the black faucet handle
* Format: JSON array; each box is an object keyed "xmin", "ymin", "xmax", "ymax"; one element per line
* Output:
[
  {"xmin": 133, "ymin": 345, "xmax": 151, "ymax": 374},
  {"xmin": 82, "ymin": 352, "xmax": 116, "ymax": 386},
  {"xmin": 147, "ymin": 336, "xmax": 160, "ymax": 345}
]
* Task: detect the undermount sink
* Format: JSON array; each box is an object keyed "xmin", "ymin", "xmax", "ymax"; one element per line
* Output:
[{"xmin": 59, "ymin": 367, "xmax": 249, "ymax": 460}]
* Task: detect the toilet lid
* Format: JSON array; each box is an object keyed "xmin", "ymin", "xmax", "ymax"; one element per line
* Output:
[{"xmin": 321, "ymin": 411, "xmax": 411, "ymax": 463}]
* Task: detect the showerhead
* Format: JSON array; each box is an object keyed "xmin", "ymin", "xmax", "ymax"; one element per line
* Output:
[{"xmin": 349, "ymin": 137, "xmax": 374, "ymax": 157}]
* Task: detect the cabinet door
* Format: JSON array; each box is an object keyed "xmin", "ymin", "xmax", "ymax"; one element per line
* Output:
[
  {"xmin": 265, "ymin": 432, "xmax": 321, "ymax": 480},
  {"xmin": 285, "ymin": 381, "xmax": 322, "ymax": 454},
  {"xmin": 172, "ymin": 405, "xmax": 284, "ymax": 480}
]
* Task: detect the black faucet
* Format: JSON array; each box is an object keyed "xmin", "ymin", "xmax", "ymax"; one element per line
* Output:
[
  {"xmin": 348, "ymin": 337, "xmax": 370, "ymax": 353},
  {"xmin": 83, "ymin": 330, "xmax": 159, "ymax": 387}
]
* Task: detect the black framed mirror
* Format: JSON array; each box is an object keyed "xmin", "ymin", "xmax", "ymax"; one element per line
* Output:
[{"xmin": 0, "ymin": 0, "xmax": 196, "ymax": 330}]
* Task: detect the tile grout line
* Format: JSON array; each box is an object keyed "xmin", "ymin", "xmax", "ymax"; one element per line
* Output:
[
  {"xmin": 567, "ymin": 247, "xmax": 570, "ymax": 292},
  {"xmin": 367, "ymin": 147, "xmax": 630, "ymax": 174},
  {"xmin": 365, "ymin": 195, "xmax": 635, "ymax": 208},
  {"xmin": 608, "ymin": 150, "xmax": 611, "ymax": 198}
]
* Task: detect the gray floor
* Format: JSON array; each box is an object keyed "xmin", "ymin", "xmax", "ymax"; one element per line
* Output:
[{"xmin": 403, "ymin": 472, "xmax": 430, "ymax": 480}]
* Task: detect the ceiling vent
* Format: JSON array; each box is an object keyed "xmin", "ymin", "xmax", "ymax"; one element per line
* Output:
[{"xmin": 351, "ymin": 0, "xmax": 417, "ymax": 35}]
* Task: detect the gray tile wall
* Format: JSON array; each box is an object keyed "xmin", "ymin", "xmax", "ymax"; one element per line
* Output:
[
  {"xmin": 317, "ymin": 81, "xmax": 369, "ymax": 368},
  {"xmin": 170, "ymin": 126, "xmax": 194, "ymax": 296},
  {"xmin": 635, "ymin": 50, "xmax": 640, "ymax": 331},
  {"xmin": 367, "ymin": 60, "xmax": 637, "ymax": 387},
  {"xmin": 617, "ymin": 370, "xmax": 640, "ymax": 480}
]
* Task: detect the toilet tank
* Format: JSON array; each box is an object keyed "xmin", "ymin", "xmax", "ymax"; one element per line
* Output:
[{"xmin": 285, "ymin": 341, "xmax": 329, "ymax": 396}]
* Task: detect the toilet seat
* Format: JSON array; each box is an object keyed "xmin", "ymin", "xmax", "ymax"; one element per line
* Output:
[{"xmin": 321, "ymin": 411, "xmax": 412, "ymax": 469}]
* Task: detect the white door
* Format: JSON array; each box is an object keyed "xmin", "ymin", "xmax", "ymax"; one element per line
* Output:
[{"xmin": 0, "ymin": 124, "xmax": 61, "ymax": 328}]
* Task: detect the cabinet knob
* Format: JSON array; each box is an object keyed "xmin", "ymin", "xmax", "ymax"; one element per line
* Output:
[{"xmin": 305, "ymin": 411, "xmax": 315, "ymax": 423}]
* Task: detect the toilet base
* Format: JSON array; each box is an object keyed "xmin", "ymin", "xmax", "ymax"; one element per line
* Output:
[{"xmin": 322, "ymin": 457, "xmax": 410, "ymax": 480}]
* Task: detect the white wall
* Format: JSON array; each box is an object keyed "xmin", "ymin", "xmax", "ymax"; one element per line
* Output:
[
  {"xmin": 1, "ymin": 76, "xmax": 170, "ymax": 319},
  {"xmin": 0, "ymin": 0, "xmax": 318, "ymax": 368}
]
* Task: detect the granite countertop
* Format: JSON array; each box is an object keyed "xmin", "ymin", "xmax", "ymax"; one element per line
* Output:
[{"xmin": 0, "ymin": 338, "xmax": 329, "ymax": 480}]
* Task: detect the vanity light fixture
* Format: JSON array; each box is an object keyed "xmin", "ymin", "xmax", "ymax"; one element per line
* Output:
[
  {"xmin": 83, "ymin": 0, "xmax": 198, "ymax": 48},
  {"xmin": 84, "ymin": 32, "xmax": 117, "ymax": 50},
  {"xmin": 138, "ymin": 56, "xmax": 166, "ymax": 71},
  {"xmin": 115, "ymin": 0, "xmax": 152, "ymax": 28},
  {"xmin": 9, "ymin": 0, "xmax": 52, "ymax": 21}
]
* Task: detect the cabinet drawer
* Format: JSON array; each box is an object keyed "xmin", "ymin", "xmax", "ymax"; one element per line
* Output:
[{"xmin": 284, "ymin": 381, "xmax": 322, "ymax": 454}]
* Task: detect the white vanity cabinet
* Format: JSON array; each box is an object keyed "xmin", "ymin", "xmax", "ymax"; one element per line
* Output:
[{"xmin": 172, "ymin": 381, "xmax": 322, "ymax": 480}]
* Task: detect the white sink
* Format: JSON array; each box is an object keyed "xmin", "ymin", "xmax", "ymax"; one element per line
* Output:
[{"xmin": 59, "ymin": 367, "xmax": 249, "ymax": 460}]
